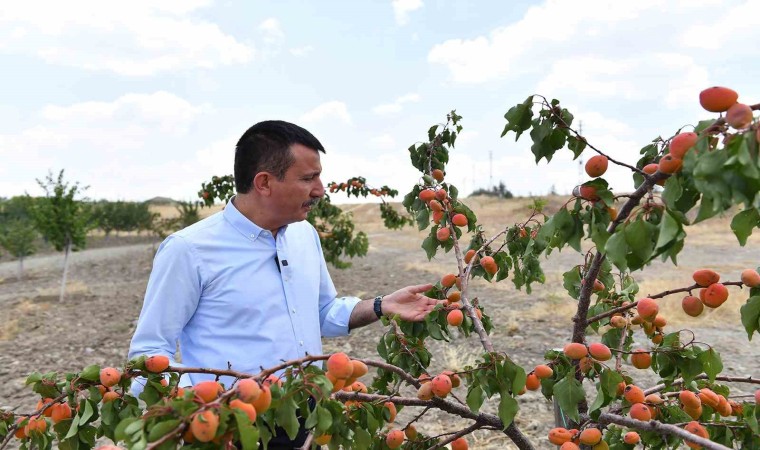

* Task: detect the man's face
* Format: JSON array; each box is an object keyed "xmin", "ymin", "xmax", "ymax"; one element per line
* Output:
[{"xmin": 269, "ymin": 143, "xmax": 325, "ymax": 226}]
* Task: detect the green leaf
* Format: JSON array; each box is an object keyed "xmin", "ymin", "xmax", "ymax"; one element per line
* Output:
[
  {"xmin": 275, "ymin": 397, "xmax": 300, "ymax": 440},
  {"xmin": 656, "ymin": 210, "xmax": 681, "ymax": 250},
  {"xmin": 147, "ymin": 419, "xmax": 180, "ymax": 442},
  {"xmin": 554, "ymin": 373, "xmax": 585, "ymax": 423},
  {"xmin": 600, "ymin": 369, "xmax": 624, "ymax": 398},
  {"xmin": 624, "ymin": 219, "xmax": 654, "ymax": 262},
  {"xmin": 731, "ymin": 208, "xmax": 760, "ymax": 246},
  {"xmin": 740, "ymin": 296, "xmax": 760, "ymax": 340},
  {"xmin": 79, "ymin": 365, "xmax": 100, "ymax": 382},
  {"xmin": 501, "ymin": 96, "xmax": 534, "ymax": 140},
  {"xmin": 466, "ymin": 385, "xmax": 485, "ymax": 413},
  {"xmin": 421, "ymin": 235, "xmax": 437, "ymax": 260},
  {"xmin": 63, "ymin": 415, "xmax": 81, "ymax": 440},
  {"xmin": 354, "ymin": 428, "xmax": 372, "ymax": 449},
  {"xmin": 604, "ymin": 228, "xmax": 629, "ymax": 271},
  {"xmin": 699, "ymin": 348, "xmax": 723, "ymax": 382},
  {"xmin": 115, "ymin": 417, "xmax": 141, "ymax": 443},
  {"xmin": 80, "ymin": 400, "xmax": 95, "ymax": 425},
  {"xmin": 497, "ymin": 391, "xmax": 519, "ymax": 429},
  {"xmin": 234, "ymin": 409, "xmax": 259, "ymax": 450}
]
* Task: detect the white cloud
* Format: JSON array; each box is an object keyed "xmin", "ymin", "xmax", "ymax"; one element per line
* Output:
[
  {"xmin": 300, "ymin": 101, "xmax": 352, "ymax": 125},
  {"xmin": 196, "ymin": 136, "xmax": 237, "ymax": 176},
  {"xmin": 392, "ymin": 0, "xmax": 424, "ymax": 26},
  {"xmin": 372, "ymin": 93, "xmax": 421, "ymax": 114},
  {"xmin": 0, "ymin": 1, "xmax": 253, "ymax": 76},
  {"xmin": 369, "ymin": 134, "xmax": 397, "ymax": 150},
  {"xmin": 679, "ymin": 1, "xmax": 759, "ymax": 50},
  {"xmin": 289, "ymin": 45, "xmax": 314, "ymax": 57},
  {"xmin": 258, "ymin": 18, "xmax": 284, "ymax": 43}
]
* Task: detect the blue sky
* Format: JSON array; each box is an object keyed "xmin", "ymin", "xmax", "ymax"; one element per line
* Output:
[{"xmin": 1, "ymin": 0, "xmax": 758, "ymax": 202}]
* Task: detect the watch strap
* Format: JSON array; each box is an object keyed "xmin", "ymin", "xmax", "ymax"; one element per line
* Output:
[{"xmin": 373, "ymin": 295, "xmax": 384, "ymax": 319}]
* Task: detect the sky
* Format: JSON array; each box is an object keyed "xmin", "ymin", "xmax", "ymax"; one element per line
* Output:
[{"xmin": 1, "ymin": 0, "xmax": 758, "ymax": 203}]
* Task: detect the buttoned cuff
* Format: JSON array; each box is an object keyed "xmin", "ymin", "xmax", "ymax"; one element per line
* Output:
[{"xmin": 321, "ymin": 296, "xmax": 362, "ymax": 337}]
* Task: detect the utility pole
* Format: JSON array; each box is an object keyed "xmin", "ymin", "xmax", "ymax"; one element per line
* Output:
[
  {"xmin": 489, "ymin": 150, "xmax": 493, "ymax": 189},
  {"xmin": 577, "ymin": 121, "xmax": 584, "ymax": 186}
]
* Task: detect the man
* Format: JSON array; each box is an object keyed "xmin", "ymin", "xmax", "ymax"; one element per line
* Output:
[{"xmin": 128, "ymin": 120, "xmax": 440, "ymax": 447}]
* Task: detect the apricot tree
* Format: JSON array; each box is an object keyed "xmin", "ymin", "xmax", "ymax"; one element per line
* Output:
[{"xmin": 2, "ymin": 87, "xmax": 760, "ymax": 450}]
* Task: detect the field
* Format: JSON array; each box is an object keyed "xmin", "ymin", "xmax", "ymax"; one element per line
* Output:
[{"xmin": 1, "ymin": 195, "xmax": 758, "ymax": 449}]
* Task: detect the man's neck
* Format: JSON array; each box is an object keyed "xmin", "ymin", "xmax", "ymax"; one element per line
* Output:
[{"xmin": 232, "ymin": 194, "xmax": 281, "ymax": 236}]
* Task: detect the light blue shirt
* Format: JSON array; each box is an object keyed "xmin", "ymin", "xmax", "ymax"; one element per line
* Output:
[{"xmin": 128, "ymin": 198, "xmax": 361, "ymax": 392}]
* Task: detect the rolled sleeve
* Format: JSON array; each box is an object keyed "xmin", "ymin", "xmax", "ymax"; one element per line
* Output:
[{"xmin": 320, "ymin": 295, "xmax": 362, "ymax": 337}]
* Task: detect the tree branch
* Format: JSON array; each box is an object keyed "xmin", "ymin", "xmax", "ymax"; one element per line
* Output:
[{"xmin": 598, "ymin": 413, "xmax": 731, "ymax": 450}]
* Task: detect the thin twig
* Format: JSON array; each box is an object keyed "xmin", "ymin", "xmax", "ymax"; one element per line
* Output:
[{"xmin": 598, "ymin": 413, "xmax": 731, "ymax": 450}]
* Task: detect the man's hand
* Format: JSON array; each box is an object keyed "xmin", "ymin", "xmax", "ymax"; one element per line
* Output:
[{"xmin": 381, "ymin": 283, "xmax": 445, "ymax": 322}]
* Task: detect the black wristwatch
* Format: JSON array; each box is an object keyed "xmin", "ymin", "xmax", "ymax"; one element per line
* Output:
[{"xmin": 373, "ymin": 295, "xmax": 384, "ymax": 319}]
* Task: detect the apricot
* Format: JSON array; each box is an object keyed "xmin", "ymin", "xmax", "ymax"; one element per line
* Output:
[
  {"xmin": 51, "ymin": 403, "xmax": 72, "ymax": 424},
  {"xmin": 629, "ymin": 403, "xmax": 652, "ymax": 421},
  {"xmin": 610, "ymin": 316, "xmax": 627, "ymax": 328},
  {"xmin": 442, "ymin": 370, "xmax": 461, "ymax": 388},
  {"xmin": 525, "ymin": 373, "xmax": 540, "ymax": 391},
  {"xmin": 436, "ymin": 227, "xmax": 451, "ymax": 242},
  {"xmin": 417, "ymin": 382, "xmax": 434, "ymax": 400},
  {"xmin": 480, "ymin": 256, "xmax": 498, "ymax": 275},
  {"xmin": 679, "ymin": 295, "xmax": 703, "ymax": 318},
  {"xmin": 190, "ymin": 410, "xmax": 219, "ymax": 443},
  {"xmin": 100, "ymin": 367, "xmax": 121, "ymax": 388},
  {"xmin": 646, "ymin": 393, "xmax": 665, "ymax": 405},
  {"xmin": 579, "ymin": 357, "xmax": 594, "ymax": 373},
  {"xmin": 653, "ymin": 315, "xmax": 667, "ymax": 328},
  {"xmin": 637, "ymin": 298, "xmax": 659, "ymax": 321},
  {"xmin": 464, "ymin": 249, "xmax": 477, "ymax": 264},
  {"xmin": 579, "ymin": 427, "xmax": 602, "ymax": 445},
  {"xmin": 327, "ymin": 352, "xmax": 354, "ymax": 379},
  {"xmin": 350, "ymin": 381, "xmax": 368, "ymax": 393},
  {"xmin": 429, "ymin": 200, "xmax": 444, "ymax": 212},
  {"xmin": 755, "ymin": 389, "xmax": 760, "ymax": 404},
  {"xmin": 716, "ymin": 395, "xmax": 732, "ymax": 417},
  {"xmin": 698, "ymin": 388, "xmax": 720, "ymax": 409},
  {"xmin": 386, "ymin": 429, "xmax": 404, "ymax": 449},
  {"xmin": 683, "ymin": 404, "xmax": 703, "ymax": 420},
  {"xmin": 451, "ymin": 437, "xmax": 468, "ymax": 450},
  {"xmin": 631, "ymin": 315, "xmax": 644, "ymax": 325},
  {"xmin": 741, "ymin": 269, "xmax": 760, "ymax": 287},
  {"xmin": 631, "ymin": 349, "xmax": 652, "ymax": 369},
  {"xmin": 447, "ymin": 309, "xmax": 464, "ymax": 327},
  {"xmin": 431, "ymin": 374, "xmax": 452, "ymax": 397},
  {"xmin": 419, "ymin": 189, "xmax": 436, "ymax": 203},
  {"xmin": 351, "ymin": 360, "xmax": 368, "ymax": 379},
  {"xmin": 24, "ymin": 417, "xmax": 47, "ymax": 435},
  {"xmin": 702, "ymin": 283, "xmax": 728, "ymax": 308},
  {"xmin": 560, "ymin": 443, "xmax": 580, "ymax": 450},
  {"xmin": 193, "ymin": 381, "xmax": 223, "ymax": 403},
  {"xmin": 624, "ymin": 385, "xmax": 645, "ymax": 404},
  {"xmin": 548, "ymin": 428, "xmax": 573, "ymax": 445},
  {"xmin": 418, "ymin": 373, "xmax": 432, "ymax": 384},
  {"xmin": 432, "ymin": 169, "xmax": 444, "ymax": 182},
  {"xmin": 680, "ymin": 390, "xmax": 702, "ymax": 409},
  {"xmin": 447, "ymin": 291, "xmax": 461, "ymax": 303},
  {"xmin": 584, "ymin": 155, "xmax": 608, "ymax": 178},
  {"xmin": 693, "ymin": 269, "xmax": 720, "ymax": 287},
  {"xmin": 729, "ymin": 400, "xmax": 743, "ymax": 416},
  {"xmin": 658, "ymin": 154, "xmax": 682, "ymax": 174},
  {"xmin": 563, "ymin": 343, "xmax": 588, "ymax": 360},
  {"xmin": 684, "ymin": 421, "xmax": 709, "ymax": 449},
  {"xmin": 607, "ymin": 206, "xmax": 618, "ymax": 221},
  {"xmin": 643, "ymin": 163, "xmax": 658, "ymax": 175},
  {"xmin": 235, "ymin": 379, "xmax": 261, "ymax": 403},
  {"xmin": 652, "ymin": 333, "xmax": 664, "ymax": 345},
  {"xmin": 36, "ymin": 398, "xmax": 54, "ymax": 417},
  {"xmin": 726, "ymin": 103, "xmax": 753, "ymax": 129},
  {"xmin": 145, "ymin": 355, "xmax": 170, "ymax": 373},
  {"xmin": 579, "ymin": 186, "xmax": 599, "ymax": 201},
  {"xmin": 14, "ymin": 417, "xmax": 27, "ymax": 439},
  {"xmin": 588, "ymin": 343, "xmax": 611, "ymax": 361},
  {"xmin": 404, "ymin": 425, "xmax": 417, "ymax": 440},
  {"xmin": 699, "ymin": 86, "xmax": 738, "ymax": 113},
  {"xmin": 383, "ymin": 401, "xmax": 397, "ymax": 422},
  {"xmin": 452, "ymin": 214, "xmax": 468, "ymax": 227},
  {"xmin": 432, "ymin": 210, "xmax": 444, "ymax": 224},
  {"xmin": 623, "ymin": 431, "xmax": 640, "ymax": 444},
  {"xmin": 593, "ymin": 441, "xmax": 609, "ymax": 450},
  {"xmin": 252, "ymin": 384, "xmax": 272, "ymax": 413},
  {"xmin": 436, "ymin": 189, "xmax": 448, "ymax": 201},
  {"xmin": 534, "ymin": 364, "xmax": 553, "ymax": 379},
  {"xmin": 102, "ymin": 391, "xmax": 120, "ymax": 403},
  {"xmin": 670, "ymin": 132, "xmax": 698, "ymax": 159},
  {"xmin": 441, "ymin": 273, "xmax": 457, "ymax": 288},
  {"xmin": 229, "ymin": 399, "xmax": 257, "ymax": 422},
  {"xmin": 314, "ymin": 434, "xmax": 332, "ymax": 445}
]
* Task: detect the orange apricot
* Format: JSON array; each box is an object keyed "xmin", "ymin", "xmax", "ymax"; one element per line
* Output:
[
  {"xmin": 436, "ymin": 227, "xmax": 451, "ymax": 242},
  {"xmin": 607, "ymin": 206, "xmax": 618, "ymax": 221},
  {"xmin": 432, "ymin": 169, "xmax": 444, "ymax": 182},
  {"xmin": 236, "ymin": 379, "xmax": 261, "ymax": 403},
  {"xmin": 534, "ymin": 364, "xmax": 553, "ymax": 379},
  {"xmin": 629, "ymin": 403, "xmax": 652, "ymax": 421},
  {"xmin": 429, "ymin": 199, "xmax": 444, "ymax": 212},
  {"xmin": 637, "ymin": 298, "xmax": 659, "ymax": 321},
  {"xmin": 24, "ymin": 417, "xmax": 47, "ymax": 435},
  {"xmin": 741, "ymin": 269, "xmax": 760, "ymax": 287},
  {"xmin": 419, "ymin": 189, "xmax": 436, "ymax": 203},
  {"xmin": 525, "ymin": 373, "xmax": 540, "ymax": 391},
  {"xmin": 252, "ymin": 384, "xmax": 272, "ymax": 413},
  {"xmin": 451, "ymin": 437, "xmax": 469, "ymax": 450},
  {"xmin": 623, "ymin": 431, "xmax": 640, "ymax": 444},
  {"xmin": 464, "ymin": 249, "xmax": 477, "ymax": 264},
  {"xmin": 682, "ymin": 295, "xmax": 704, "ymax": 317},
  {"xmin": 683, "ymin": 404, "xmax": 703, "ymax": 420},
  {"xmin": 624, "ymin": 385, "xmax": 645, "ymax": 404},
  {"xmin": 100, "ymin": 367, "xmax": 121, "ymax": 388},
  {"xmin": 383, "ymin": 401, "xmax": 397, "ymax": 423},
  {"xmin": 447, "ymin": 309, "xmax": 464, "ymax": 327},
  {"xmin": 646, "ymin": 393, "xmax": 665, "ymax": 405},
  {"xmin": 314, "ymin": 434, "xmax": 332, "ymax": 445},
  {"xmin": 190, "ymin": 410, "xmax": 219, "ymax": 443},
  {"xmin": 755, "ymin": 389, "xmax": 760, "ymax": 404},
  {"xmin": 405, "ymin": 425, "xmax": 417, "ymax": 440},
  {"xmin": 579, "ymin": 427, "xmax": 602, "ymax": 445},
  {"xmin": 193, "ymin": 381, "xmax": 223, "ymax": 403},
  {"xmin": 684, "ymin": 421, "xmax": 709, "ymax": 449},
  {"xmin": 51, "ymin": 403, "xmax": 72, "ymax": 424},
  {"xmin": 386, "ymin": 429, "xmax": 404, "ymax": 449},
  {"xmin": 351, "ymin": 360, "xmax": 368, "ymax": 379},
  {"xmin": 417, "ymin": 382, "xmax": 434, "ymax": 400},
  {"xmin": 670, "ymin": 132, "xmax": 698, "ymax": 159},
  {"xmin": 643, "ymin": 163, "xmax": 658, "ymax": 175},
  {"xmin": 698, "ymin": 388, "xmax": 720, "ymax": 409},
  {"xmin": 431, "ymin": 374, "xmax": 453, "ymax": 397},
  {"xmin": 229, "ymin": 399, "xmax": 257, "ymax": 422},
  {"xmin": 588, "ymin": 343, "xmax": 612, "ymax": 361},
  {"xmin": 610, "ymin": 316, "xmax": 627, "ymax": 328},
  {"xmin": 432, "ymin": 210, "xmax": 444, "ymax": 224},
  {"xmin": 548, "ymin": 428, "xmax": 573, "ymax": 445},
  {"xmin": 480, "ymin": 256, "xmax": 498, "ymax": 275},
  {"xmin": 14, "ymin": 417, "xmax": 27, "ymax": 439},
  {"xmin": 435, "ymin": 189, "xmax": 447, "ymax": 201},
  {"xmin": 145, "ymin": 355, "xmax": 170, "ymax": 373},
  {"xmin": 563, "ymin": 343, "xmax": 588, "ymax": 360},
  {"xmin": 693, "ymin": 269, "xmax": 720, "ymax": 287},
  {"xmin": 699, "ymin": 86, "xmax": 738, "ymax": 113},
  {"xmin": 702, "ymin": 283, "xmax": 728, "ymax": 308},
  {"xmin": 447, "ymin": 291, "xmax": 461, "ymax": 303},
  {"xmin": 631, "ymin": 349, "xmax": 652, "ymax": 369},
  {"xmin": 560, "ymin": 443, "xmax": 580, "ymax": 450},
  {"xmin": 452, "ymin": 214, "xmax": 468, "ymax": 227},
  {"xmin": 102, "ymin": 391, "xmax": 120, "ymax": 403},
  {"xmin": 658, "ymin": 154, "xmax": 682, "ymax": 174},
  {"xmin": 680, "ymin": 390, "xmax": 702, "ymax": 410},
  {"xmin": 327, "ymin": 352, "xmax": 354, "ymax": 379},
  {"xmin": 579, "ymin": 185, "xmax": 599, "ymax": 201},
  {"xmin": 716, "ymin": 395, "xmax": 732, "ymax": 417},
  {"xmin": 726, "ymin": 103, "xmax": 753, "ymax": 129},
  {"xmin": 441, "ymin": 273, "xmax": 457, "ymax": 288},
  {"xmin": 653, "ymin": 315, "xmax": 667, "ymax": 328},
  {"xmin": 585, "ymin": 155, "xmax": 609, "ymax": 178}
]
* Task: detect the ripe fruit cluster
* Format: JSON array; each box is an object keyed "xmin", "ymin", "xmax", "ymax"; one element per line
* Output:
[{"xmin": 416, "ymin": 370, "xmax": 461, "ymax": 401}]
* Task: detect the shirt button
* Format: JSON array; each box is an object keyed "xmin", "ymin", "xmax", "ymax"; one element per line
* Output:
[
  {"xmin": 250, "ymin": 234, "xmax": 255, "ymax": 238},
  {"xmin": 299, "ymin": 341, "xmax": 304, "ymax": 346},
  {"xmin": 291, "ymin": 308, "xmax": 296, "ymax": 314}
]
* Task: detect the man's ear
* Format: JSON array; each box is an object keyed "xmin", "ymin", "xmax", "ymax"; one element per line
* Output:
[{"xmin": 252, "ymin": 172, "xmax": 272, "ymax": 196}]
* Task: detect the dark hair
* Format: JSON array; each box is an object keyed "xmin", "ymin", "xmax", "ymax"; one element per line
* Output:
[{"xmin": 234, "ymin": 120, "xmax": 325, "ymax": 193}]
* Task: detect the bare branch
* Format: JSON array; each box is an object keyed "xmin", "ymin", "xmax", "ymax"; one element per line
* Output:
[{"xmin": 598, "ymin": 413, "xmax": 731, "ymax": 450}]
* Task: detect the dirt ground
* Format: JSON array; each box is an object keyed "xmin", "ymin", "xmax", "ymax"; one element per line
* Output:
[{"xmin": 1, "ymin": 196, "xmax": 759, "ymax": 449}]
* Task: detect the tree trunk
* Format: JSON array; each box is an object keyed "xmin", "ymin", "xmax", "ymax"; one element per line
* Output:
[
  {"xmin": 17, "ymin": 256, "xmax": 24, "ymax": 281},
  {"xmin": 59, "ymin": 241, "xmax": 71, "ymax": 302}
]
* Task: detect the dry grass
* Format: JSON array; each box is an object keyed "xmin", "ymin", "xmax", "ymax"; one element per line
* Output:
[{"xmin": 35, "ymin": 280, "xmax": 91, "ymax": 299}]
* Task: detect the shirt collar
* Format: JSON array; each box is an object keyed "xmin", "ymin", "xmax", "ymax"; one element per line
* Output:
[{"xmin": 223, "ymin": 196, "xmax": 287, "ymax": 241}]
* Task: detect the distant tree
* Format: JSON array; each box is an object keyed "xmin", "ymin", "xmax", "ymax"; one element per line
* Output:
[
  {"xmin": 29, "ymin": 170, "xmax": 92, "ymax": 301},
  {"xmin": 0, "ymin": 219, "xmax": 37, "ymax": 280},
  {"xmin": 470, "ymin": 181, "xmax": 514, "ymax": 198}
]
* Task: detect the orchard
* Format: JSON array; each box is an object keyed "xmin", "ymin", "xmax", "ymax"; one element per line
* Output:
[{"xmin": 2, "ymin": 85, "xmax": 760, "ymax": 450}]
